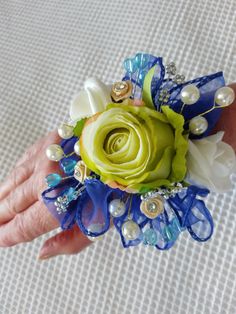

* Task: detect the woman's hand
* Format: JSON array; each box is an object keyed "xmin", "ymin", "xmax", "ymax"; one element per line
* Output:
[
  {"xmin": 0, "ymin": 84, "xmax": 235, "ymax": 259},
  {"xmin": 0, "ymin": 131, "xmax": 91, "ymax": 259}
]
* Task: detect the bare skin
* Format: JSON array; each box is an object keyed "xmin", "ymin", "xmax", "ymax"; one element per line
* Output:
[{"xmin": 0, "ymin": 84, "xmax": 235, "ymax": 260}]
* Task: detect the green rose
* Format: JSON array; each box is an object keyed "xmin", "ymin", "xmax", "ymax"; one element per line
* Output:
[{"xmin": 80, "ymin": 103, "xmax": 188, "ymax": 193}]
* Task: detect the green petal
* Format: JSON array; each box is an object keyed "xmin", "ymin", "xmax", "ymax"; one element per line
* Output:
[
  {"xmin": 161, "ymin": 106, "xmax": 188, "ymax": 181},
  {"xmin": 142, "ymin": 66, "xmax": 156, "ymax": 109}
]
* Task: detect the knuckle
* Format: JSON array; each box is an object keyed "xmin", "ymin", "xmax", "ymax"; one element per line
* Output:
[
  {"xmin": 36, "ymin": 211, "xmax": 49, "ymax": 235},
  {"xmin": 11, "ymin": 164, "xmax": 29, "ymax": 187},
  {"xmin": 5, "ymin": 195, "xmax": 18, "ymax": 216},
  {"xmin": 14, "ymin": 214, "xmax": 32, "ymax": 243}
]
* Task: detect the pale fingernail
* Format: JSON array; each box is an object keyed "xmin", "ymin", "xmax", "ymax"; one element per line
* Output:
[
  {"xmin": 38, "ymin": 254, "xmax": 54, "ymax": 261},
  {"xmin": 38, "ymin": 243, "xmax": 57, "ymax": 260}
]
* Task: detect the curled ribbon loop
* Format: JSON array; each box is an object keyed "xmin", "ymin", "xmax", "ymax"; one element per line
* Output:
[{"xmin": 168, "ymin": 186, "xmax": 214, "ymax": 242}]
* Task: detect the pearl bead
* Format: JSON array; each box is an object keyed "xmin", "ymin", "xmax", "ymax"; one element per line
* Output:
[
  {"xmin": 108, "ymin": 199, "xmax": 126, "ymax": 217},
  {"xmin": 46, "ymin": 144, "xmax": 64, "ymax": 161},
  {"xmin": 189, "ymin": 116, "xmax": 208, "ymax": 135},
  {"xmin": 180, "ymin": 84, "xmax": 200, "ymax": 105},
  {"xmin": 215, "ymin": 86, "xmax": 235, "ymax": 106},
  {"xmin": 74, "ymin": 140, "xmax": 81, "ymax": 156},
  {"xmin": 121, "ymin": 220, "xmax": 141, "ymax": 241},
  {"xmin": 58, "ymin": 124, "xmax": 74, "ymax": 139}
]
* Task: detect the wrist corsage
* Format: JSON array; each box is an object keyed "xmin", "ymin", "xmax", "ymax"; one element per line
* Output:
[{"xmin": 42, "ymin": 53, "xmax": 236, "ymax": 249}]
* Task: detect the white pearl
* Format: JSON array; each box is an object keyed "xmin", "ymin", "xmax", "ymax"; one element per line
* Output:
[
  {"xmin": 121, "ymin": 220, "xmax": 140, "ymax": 241},
  {"xmin": 189, "ymin": 116, "xmax": 208, "ymax": 135},
  {"xmin": 74, "ymin": 140, "xmax": 81, "ymax": 156},
  {"xmin": 46, "ymin": 144, "xmax": 64, "ymax": 161},
  {"xmin": 180, "ymin": 84, "xmax": 200, "ymax": 105},
  {"xmin": 58, "ymin": 124, "xmax": 74, "ymax": 139},
  {"xmin": 215, "ymin": 86, "xmax": 235, "ymax": 106},
  {"xmin": 108, "ymin": 199, "xmax": 126, "ymax": 217}
]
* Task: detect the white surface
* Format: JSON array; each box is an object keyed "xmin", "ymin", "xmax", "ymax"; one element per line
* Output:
[{"xmin": 0, "ymin": 1, "xmax": 236, "ymax": 313}]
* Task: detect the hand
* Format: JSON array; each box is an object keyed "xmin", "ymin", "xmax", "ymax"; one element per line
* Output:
[{"xmin": 0, "ymin": 131, "xmax": 91, "ymax": 259}]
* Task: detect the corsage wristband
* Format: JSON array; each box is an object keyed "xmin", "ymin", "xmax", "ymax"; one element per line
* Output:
[{"xmin": 42, "ymin": 53, "xmax": 236, "ymax": 249}]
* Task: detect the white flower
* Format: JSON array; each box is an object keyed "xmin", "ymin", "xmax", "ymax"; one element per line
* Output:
[
  {"xmin": 186, "ymin": 131, "xmax": 236, "ymax": 193},
  {"xmin": 70, "ymin": 77, "xmax": 111, "ymax": 121}
]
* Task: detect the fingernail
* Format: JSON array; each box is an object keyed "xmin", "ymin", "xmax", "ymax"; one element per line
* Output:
[
  {"xmin": 38, "ymin": 243, "xmax": 56, "ymax": 260},
  {"xmin": 38, "ymin": 254, "xmax": 54, "ymax": 261}
]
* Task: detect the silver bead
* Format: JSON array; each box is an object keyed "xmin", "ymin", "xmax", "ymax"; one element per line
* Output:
[
  {"xmin": 189, "ymin": 116, "xmax": 208, "ymax": 135},
  {"xmin": 108, "ymin": 199, "xmax": 126, "ymax": 217},
  {"xmin": 121, "ymin": 220, "xmax": 141, "ymax": 241},
  {"xmin": 173, "ymin": 74, "xmax": 185, "ymax": 84},
  {"xmin": 215, "ymin": 86, "xmax": 235, "ymax": 107},
  {"xmin": 46, "ymin": 144, "xmax": 64, "ymax": 161},
  {"xmin": 74, "ymin": 140, "xmax": 81, "ymax": 156},
  {"xmin": 58, "ymin": 124, "xmax": 74, "ymax": 139},
  {"xmin": 180, "ymin": 84, "xmax": 200, "ymax": 105}
]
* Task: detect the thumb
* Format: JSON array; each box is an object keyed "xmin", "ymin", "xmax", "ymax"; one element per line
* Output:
[{"xmin": 38, "ymin": 225, "xmax": 92, "ymax": 260}]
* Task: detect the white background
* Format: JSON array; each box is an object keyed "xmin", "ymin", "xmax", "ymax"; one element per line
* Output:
[{"xmin": 0, "ymin": 1, "xmax": 236, "ymax": 313}]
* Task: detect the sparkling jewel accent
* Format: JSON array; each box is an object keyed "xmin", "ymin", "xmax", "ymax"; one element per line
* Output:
[
  {"xmin": 141, "ymin": 182, "xmax": 186, "ymax": 200},
  {"xmin": 140, "ymin": 195, "xmax": 164, "ymax": 219},
  {"xmin": 58, "ymin": 124, "xmax": 74, "ymax": 139},
  {"xmin": 166, "ymin": 62, "xmax": 177, "ymax": 76},
  {"xmin": 214, "ymin": 86, "xmax": 235, "ymax": 107},
  {"xmin": 108, "ymin": 199, "xmax": 126, "ymax": 217},
  {"xmin": 189, "ymin": 116, "xmax": 208, "ymax": 135},
  {"xmin": 159, "ymin": 89, "xmax": 170, "ymax": 104},
  {"xmin": 45, "ymin": 173, "xmax": 62, "ymax": 188},
  {"xmin": 161, "ymin": 217, "xmax": 182, "ymax": 242},
  {"xmin": 173, "ymin": 74, "xmax": 185, "ymax": 85},
  {"xmin": 111, "ymin": 80, "xmax": 132, "ymax": 102},
  {"xmin": 54, "ymin": 195, "xmax": 68, "ymax": 214},
  {"xmin": 143, "ymin": 228, "xmax": 158, "ymax": 246},
  {"xmin": 54, "ymin": 186, "xmax": 85, "ymax": 214},
  {"xmin": 74, "ymin": 140, "xmax": 81, "ymax": 156},
  {"xmin": 121, "ymin": 220, "xmax": 141, "ymax": 241},
  {"xmin": 74, "ymin": 160, "xmax": 91, "ymax": 183},
  {"xmin": 46, "ymin": 144, "xmax": 64, "ymax": 161},
  {"xmin": 180, "ymin": 84, "xmax": 200, "ymax": 105},
  {"xmin": 61, "ymin": 158, "xmax": 77, "ymax": 175}
]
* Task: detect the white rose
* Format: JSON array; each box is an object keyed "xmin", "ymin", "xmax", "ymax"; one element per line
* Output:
[
  {"xmin": 70, "ymin": 77, "xmax": 111, "ymax": 121},
  {"xmin": 186, "ymin": 131, "xmax": 236, "ymax": 193}
]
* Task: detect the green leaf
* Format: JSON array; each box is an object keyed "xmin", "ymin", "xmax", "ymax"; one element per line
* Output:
[
  {"xmin": 142, "ymin": 65, "xmax": 156, "ymax": 109},
  {"xmin": 73, "ymin": 118, "xmax": 86, "ymax": 137}
]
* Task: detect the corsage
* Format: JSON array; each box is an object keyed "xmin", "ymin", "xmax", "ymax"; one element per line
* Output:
[{"xmin": 42, "ymin": 53, "xmax": 236, "ymax": 249}]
